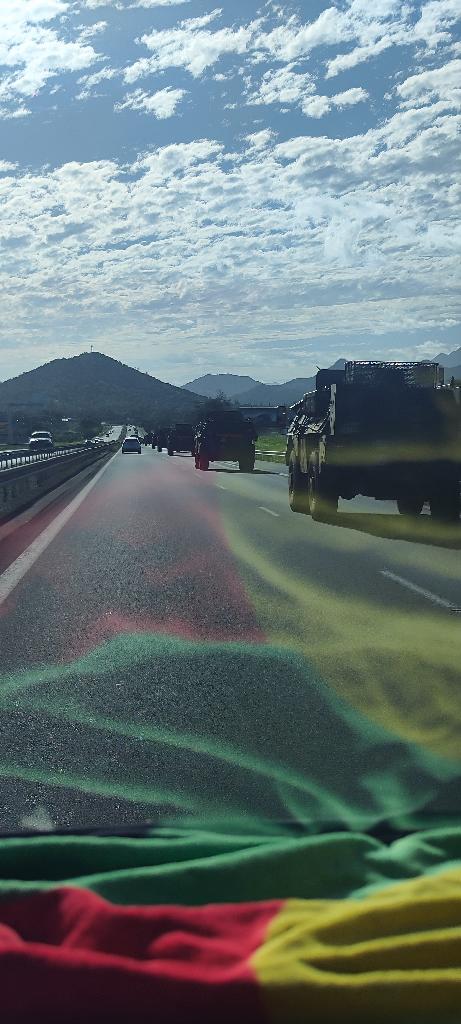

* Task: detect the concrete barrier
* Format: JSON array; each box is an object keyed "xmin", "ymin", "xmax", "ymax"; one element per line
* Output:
[{"xmin": 0, "ymin": 445, "xmax": 116, "ymax": 522}]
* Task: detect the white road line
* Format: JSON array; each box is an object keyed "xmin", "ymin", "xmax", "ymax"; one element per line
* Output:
[
  {"xmin": 380, "ymin": 570, "xmax": 461, "ymax": 613},
  {"xmin": 217, "ymin": 484, "xmax": 227, "ymax": 490},
  {"xmin": 0, "ymin": 451, "xmax": 119, "ymax": 606},
  {"xmin": 258, "ymin": 506, "xmax": 280, "ymax": 518},
  {"xmin": 279, "ymin": 472, "xmax": 288, "ymax": 477}
]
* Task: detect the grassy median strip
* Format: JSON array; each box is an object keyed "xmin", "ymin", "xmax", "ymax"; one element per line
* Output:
[{"xmin": 255, "ymin": 433, "xmax": 286, "ymax": 463}]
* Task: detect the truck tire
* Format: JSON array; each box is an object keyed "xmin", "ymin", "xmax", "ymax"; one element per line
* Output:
[
  {"xmin": 429, "ymin": 485, "xmax": 460, "ymax": 523},
  {"xmin": 167, "ymin": 448, "xmax": 174, "ymax": 457},
  {"xmin": 239, "ymin": 454, "xmax": 255, "ymax": 472},
  {"xmin": 157, "ymin": 445, "xmax": 162, "ymax": 453},
  {"xmin": 308, "ymin": 455, "xmax": 338, "ymax": 522},
  {"xmin": 397, "ymin": 497, "xmax": 424, "ymax": 516},
  {"xmin": 289, "ymin": 454, "xmax": 310, "ymax": 514},
  {"xmin": 198, "ymin": 452, "xmax": 209, "ymax": 471}
]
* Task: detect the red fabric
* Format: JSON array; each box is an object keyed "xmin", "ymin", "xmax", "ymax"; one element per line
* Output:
[{"xmin": 0, "ymin": 887, "xmax": 279, "ymax": 1022}]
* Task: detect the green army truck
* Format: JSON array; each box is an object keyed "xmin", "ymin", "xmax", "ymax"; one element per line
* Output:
[
  {"xmin": 167, "ymin": 423, "xmax": 195, "ymax": 457},
  {"xmin": 288, "ymin": 361, "xmax": 461, "ymax": 523},
  {"xmin": 194, "ymin": 410, "xmax": 257, "ymax": 472}
]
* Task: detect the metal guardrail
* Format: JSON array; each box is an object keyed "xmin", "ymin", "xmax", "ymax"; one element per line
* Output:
[
  {"xmin": 0, "ymin": 442, "xmax": 113, "ymax": 472},
  {"xmin": 255, "ymin": 449, "xmax": 285, "ymax": 459}
]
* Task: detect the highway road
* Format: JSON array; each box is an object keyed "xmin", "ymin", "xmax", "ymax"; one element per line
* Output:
[
  {"xmin": 0, "ymin": 425, "xmax": 123, "ymax": 470},
  {"xmin": 0, "ymin": 446, "xmax": 460, "ymax": 836}
]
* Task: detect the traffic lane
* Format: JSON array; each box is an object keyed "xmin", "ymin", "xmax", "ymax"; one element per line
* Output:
[
  {"xmin": 0, "ymin": 447, "xmax": 459, "ymax": 833},
  {"xmin": 0, "ymin": 453, "xmax": 119, "ymax": 577},
  {"xmin": 204, "ymin": 466, "xmax": 461, "ymax": 761},
  {"xmin": 197, "ymin": 456, "xmax": 461, "ymax": 608},
  {"xmin": 0, "ymin": 447, "xmax": 264, "ymax": 674}
]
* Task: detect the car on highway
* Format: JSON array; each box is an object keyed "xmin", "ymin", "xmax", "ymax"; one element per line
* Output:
[
  {"xmin": 121, "ymin": 435, "xmax": 142, "ymax": 454},
  {"xmin": 28, "ymin": 430, "xmax": 53, "ymax": 451}
]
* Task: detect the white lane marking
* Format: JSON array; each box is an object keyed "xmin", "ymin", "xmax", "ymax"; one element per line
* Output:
[
  {"xmin": 217, "ymin": 484, "xmax": 227, "ymax": 490},
  {"xmin": 258, "ymin": 506, "xmax": 280, "ymax": 518},
  {"xmin": 0, "ymin": 451, "xmax": 119, "ymax": 606},
  {"xmin": 279, "ymin": 472, "xmax": 288, "ymax": 477},
  {"xmin": 380, "ymin": 570, "xmax": 461, "ymax": 613}
]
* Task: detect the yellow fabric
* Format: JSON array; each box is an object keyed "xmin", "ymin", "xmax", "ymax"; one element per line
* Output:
[{"xmin": 252, "ymin": 867, "xmax": 461, "ymax": 1023}]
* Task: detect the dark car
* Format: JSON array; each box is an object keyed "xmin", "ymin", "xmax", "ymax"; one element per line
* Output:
[
  {"xmin": 121, "ymin": 436, "xmax": 142, "ymax": 454},
  {"xmin": 166, "ymin": 423, "xmax": 195, "ymax": 457}
]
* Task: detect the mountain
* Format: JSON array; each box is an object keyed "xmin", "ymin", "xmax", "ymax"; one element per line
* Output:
[
  {"xmin": 237, "ymin": 360, "xmax": 347, "ymax": 406},
  {"xmin": 0, "ymin": 352, "xmax": 204, "ymax": 425},
  {"xmin": 183, "ymin": 373, "xmax": 262, "ymax": 398},
  {"xmin": 434, "ymin": 346, "xmax": 461, "ymax": 368}
]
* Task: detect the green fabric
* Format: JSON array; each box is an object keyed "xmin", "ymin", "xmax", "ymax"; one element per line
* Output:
[
  {"xmin": 0, "ymin": 826, "xmax": 461, "ymax": 905},
  {"xmin": 0, "ymin": 634, "xmax": 459, "ymax": 835}
]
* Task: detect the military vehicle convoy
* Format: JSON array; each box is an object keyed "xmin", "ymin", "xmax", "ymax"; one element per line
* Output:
[
  {"xmin": 288, "ymin": 361, "xmax": 461, "ymax": 522},
  {"xmin": 194, "ymin": 410, "xmax": 257, "ymax": 471}
]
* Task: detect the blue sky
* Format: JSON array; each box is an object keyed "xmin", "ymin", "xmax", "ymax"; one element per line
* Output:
[{"xmin": 0, "ymin": 0, "xmax": 460, "ymax": 384}]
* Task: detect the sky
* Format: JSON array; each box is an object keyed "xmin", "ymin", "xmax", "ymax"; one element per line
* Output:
[{"xmin": 0, "ymin": 0, "xmax": 460, "ymax": 385}]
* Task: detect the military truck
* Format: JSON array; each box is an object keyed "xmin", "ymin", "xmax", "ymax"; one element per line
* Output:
[
  {"xmin": 167, "ymin": 423, "xmax": 195, "ymax": 457},
  {"xmin": 153, "ymin": 428, "xmax": 168, "ymax": 452},
  {"xmin": 288, "ymin": 361, "xmax": 461, "ymax": 523},
  {"xmin": 194, "ymin": 410, "xmax": 258, "ymax": 471}
]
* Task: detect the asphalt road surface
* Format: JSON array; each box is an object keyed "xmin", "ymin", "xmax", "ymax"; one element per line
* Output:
[{"xmin": 0, "ymin": 446, "xmax": 460, "ymax": 836}]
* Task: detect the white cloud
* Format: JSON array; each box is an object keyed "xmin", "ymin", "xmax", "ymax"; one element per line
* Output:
[
  {"xmin": 301, "ymin": 88, "xmax": 369, "ymax": 118},
  {"xmin": 255, "ymin": 7, "xmax": 351, "ymax": 61},
  {"xmin": 124, "ymin": 12, "xmax": 256, "ymax": 80},
  {"xmin": 326, "ymin": 35, "xmax": 394, "ymax": 77},
  {"xmin": 0, "ymin": 1, "xmax": 99, "ymax": 106},
  {"xmin": 245, "ymin": 129, "xmax": 276, "ymax": 149},
  {"xmin": 413, "ymin": 0, "xmax": 461, "ymax": 50},
  {"xmin": 249, "ymin": 65, "xmax": 315, "ymax": 106},
  {"xmin": 115, "ymin": 86, "xmax": 187, "ymax": 117},
  {"xmin": 0, "ymin": 1, "xmax": 459, "ymax": 379},
  {"xmin": 0, "ymin": 100, "xmax": 458, "ymax": 376},
  {"xmin": 397, "ymin": 59, "xmax": 461, "ymax": 109},
  {"xmin": 76, "ymin": 65, "xmax": 118, "ymax": 100},
  {"xmin": 0, "ymin": 104, "xmax": 31, "ymax": 119}
]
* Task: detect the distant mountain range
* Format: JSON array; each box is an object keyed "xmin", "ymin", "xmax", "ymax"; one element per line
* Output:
[
  {"xmin": 1, "ymin": 346, "xmax": 459, "ymax": 428},
  {"xmin": 0, "ymin": 352, "xmax": 204, "ymax": 425},
  {"xmin": 184, "ymin": 361, "xmax": 347, "ymax": 406},
  {"xmin": 185, "ymin": 349, "xmax": 461, "ymax": 405}
]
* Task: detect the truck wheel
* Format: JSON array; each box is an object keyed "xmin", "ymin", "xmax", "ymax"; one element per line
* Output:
[
  {"xmin": 430, "ymin": 486, "xmax": 460, "ymax": 523},
  {"xmin": 308, "ymin": 457, "xmax": 338, "ymax": 522},
  {"xmin": 157, "ymin": 445, "xmax": 162, "ymax": 453},
  {"xmin": 167, "ymin": 448, "xmax": 174, "ymax": 457},
  {"xmin": 289, "ymin": 455, "xmax": 309, "ymax": 514},
  {"xmin": 239, "ymin": 455, "xmax": 255, "ymax": 472},
  {"xmin": 397, "ymin": 497, "xmax": 424, "ymax": 516},
  {"xmin": 198, "ymin": 453, "xmax": 209, "ymax": 471}
]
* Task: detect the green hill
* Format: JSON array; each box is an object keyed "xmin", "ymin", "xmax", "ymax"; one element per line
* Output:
[{"xmin": 0, "ymin": 352, "xmax": 204, "ymax": 427}]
